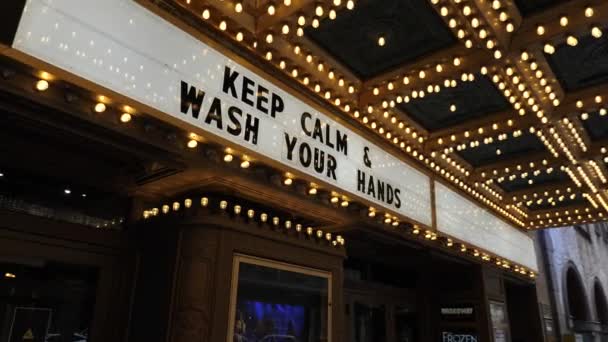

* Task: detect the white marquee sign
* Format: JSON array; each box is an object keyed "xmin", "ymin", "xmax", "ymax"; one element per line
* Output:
[
  {"xmin": 12, "ymin": 0, "xmax": 432, "ymax": 225},
  {"xmin": 435, "ymin": 182, "xmax": 538, "ymax": 271}
]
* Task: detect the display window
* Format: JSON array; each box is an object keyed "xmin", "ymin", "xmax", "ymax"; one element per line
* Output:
[{"xmin": 228, "ymin": 255, "xmax": 332, "ymax": 342}]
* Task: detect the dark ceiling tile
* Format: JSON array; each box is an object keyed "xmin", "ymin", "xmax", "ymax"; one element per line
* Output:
[
  {"xmin": 547, "ymin": 34, "xmax": 608, "ymax": 91},
  {"xmin": 306, "ymin": 0, "xmax": 456, "ymax": 79},
  {"xmin": 514, "ymin": 0, "xmax": 569, "ymax": 16},
  {"xmin": 497, "ymin": 168, "xmax": 570, "ymax": 193},
  {"xmin": 398, "ymin": 74, "xmax": 510, "ymax": 132},
  {"xmin": 581, "ymin": 111, "xmax": 608, "ymax": 141},
  {"xmin": 457, "ymin": 132, "xmax": 545, "ymax": 168}
]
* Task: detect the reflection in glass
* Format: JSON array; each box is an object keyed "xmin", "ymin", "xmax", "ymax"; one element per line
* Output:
[{"xmin": 231, "ymin": 257, "xmax": 330, "ymax": 342}]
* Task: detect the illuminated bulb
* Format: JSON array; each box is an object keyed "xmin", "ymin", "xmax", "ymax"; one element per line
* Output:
[
  {"xmin": 284, "ymin": 177, "xmax": 293, "ymax": 185},
  {"xmin": 585, "ymin": 7, "xmax": 594, "ymax": 18},
  {"xmin": 120, "ymin": 113, "xmax": 132, "ymax": 123},
  {"xmin": 267, "ymin": 4, "xmax": 276, "ymax": 15},
  {"xmin": 187, "ymin": 139, "xmax": 198, "ymax": 148},
  {"xmin": 235, "ymin": 31, "xmax": 244, "ymax": 41},
  {"xmin": 35, "ymin": 79, "xmax": 49, "ymax": 91},
  {"xmin": 378, "ymin": 36, "xmax": 386, "ymax": 46},
  {"xmin": 240, "ymin": 159, "xmax": 250, "ymax": 168},
  {"xmin": 592, "ymin": 27, "xmax": 602, "ymax": 38},
  {"xmin": 224, "ymin": 153, "xmax": 233, "ymax": 162},
  {"xmin": 219, "ymin": 21, "xmax": 227, "ymax": 31},
  {"xmin": 202, "ymin": 8, "xmax": 211, "ymax": 19},
  {"xmin": 315, "ymin": 5, "xmax": 323, "ymax": 16},
  {"xmin": 560, "ymin": 16, "xmax": 568, "ymax": 27},
  {"xmin": 566, "ymin": 35, "xmax": 578, "ymax": 46},
  {"xmin": 543, "ymin": 44, "xmax": 555, "ymax": 54},
  {"xmin": 281, "ymin": 24, "xmax": 289, "ymax": 34},
  {"xmin": 346, "ymin": 0, "xmax": 354, "ymax": 10},
  {"xmin": 329, "ymin": 9, "xmax": 337, "ymax": 20},
  {"xmin": 298, "ymin": 16, "xmax": 306, "ymax": 26},
  {"xmin": 234, "ymin": 2, "xmax": 243, "ymax": 12},
  {"xmin": 312, "ymin": 18, "xmax": 320, "ymax": 28},
  {"xmin": 265, "ymin": 33, "xmax": 273, "ymax": 43},
  {"xmin": 94, "ymin": 102, "xmax": 106, "ymax": 113},
  {"xmin": 450, "ymin": 104, "xmax": 456, "ymax": 112},
  {"xmin": 536, "ymin": 25, "xmax": 545, "ymax": 35}
]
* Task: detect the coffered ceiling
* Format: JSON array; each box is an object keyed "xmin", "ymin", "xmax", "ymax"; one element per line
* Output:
[{"xmin": 150, "ymin": 0, "xmax": 608, "ymax": 230}]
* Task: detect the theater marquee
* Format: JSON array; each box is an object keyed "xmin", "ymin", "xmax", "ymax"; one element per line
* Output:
[
  {"xmin": 12, "ymin": 0, "xmax": 432, "ymax": 225},
  {"xmin": 11, "ymin": 0, "xmax": 537, "ymax": 271}
]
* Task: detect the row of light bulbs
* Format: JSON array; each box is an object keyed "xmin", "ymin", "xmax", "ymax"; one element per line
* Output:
[
  {"xmin": 411, "ymin": 224, "xmax": 535, "ymax": 278},
  {"xmin": 36, "ymin": 77, "xmax": 134, "ymax": 123},
  {"xmin": 518, "ymin": 51, "xmax": 560, "ymax": 111},
  {"xmin": 529, "ymin": 209, "xmax": 604, "ymax": 229},
  {"xmin": 431, "ymin": 0, "xmax": 513, "ymax": 59},
  {"xmin": 538, "ymin": 6, "xmax": 604, "ymax": 55},
  {"xmin": 482, "ymin": 158, "xmax": 552, "ymax": 180},
  {"xmin": 370, "ymin": 56, "xmax": 469, "ymax": 106},
  {"xmin": 142, "ymin": 196, "xmax": 346, "ymax": 247}
]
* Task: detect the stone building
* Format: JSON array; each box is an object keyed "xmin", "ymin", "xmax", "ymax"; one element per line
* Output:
[{"xmin": 537, "ymin": 222, "xmax": 608, "ymax": 341}]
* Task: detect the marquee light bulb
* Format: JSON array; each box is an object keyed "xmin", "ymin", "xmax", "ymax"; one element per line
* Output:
[
  {"xmin": 187, "ymin": 139, "xmax": 198, "ymax": 148},
  {"xmin": 315, "ymin": 5, "xmax": 323, "ymax": 16},
  {"xmin": 267, "ymin": 4, "xmax": 276, "ymax": 15},
  {"xmin": 120, "ymin": 113, "xmax": 132, "ymax": 123},
  {"xmin": 536, "ymin": 25, "xmax": 545, "ymax": 35},
  {"xmin": 592, "ymin": 27, "xmax": 602, "ymax": 38},
  {"xmin": 377, "ymin": 36, "xmax": 386, "ymax": 46},
  {"xmin": 35, "ymin": 79, "xmax": 49, "ymax": 91},
  {"xmin": 94, "ymin": 102, "xmax": 106, "ymax": 113}
]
